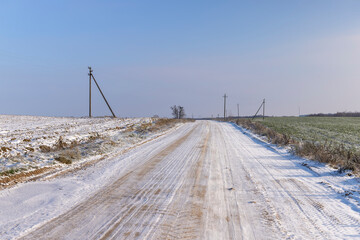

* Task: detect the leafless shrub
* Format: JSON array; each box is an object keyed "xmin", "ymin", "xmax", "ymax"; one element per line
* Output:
[
  {"xmin": 135, "ymin": 122, "xmax": 153, "ymax": 134},
  {"xmin": 63, "ymin": 148, "xmax": 81, "ymax": 159},
  {"xmin": 55, "ymin": 156, "xmax": 72, "ymax": 164},
  {"xmin": 55, "ymin": 148, "xmax": 81, "ymax": 165},
  {"xmin": 68, "ymin": 140, "xmax": 79, "ymax": 149},
  {"xmin": 53, "ymin": 136, "xmax": 67, "ymax": 150},
  {"xmin": 39, "ymin": 145, "xmax": 51, "ymax": 153},
  {"xmin": 88, "ymin": 132, "xmax": 100, "ymax": 141}
]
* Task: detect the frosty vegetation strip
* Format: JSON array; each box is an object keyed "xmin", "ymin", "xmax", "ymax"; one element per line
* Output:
[
  {"xmin": 232, "ymin": 118, "xmax": 360, "ymax": 173},
  {"xmin": 258, "ymin": 117, "xmax": 360, "ymax": 149}
]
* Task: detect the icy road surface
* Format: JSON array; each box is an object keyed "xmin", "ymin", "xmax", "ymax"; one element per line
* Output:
[{"xmin": 2, "ymin": 121, "xmax": 360, "ymax": 239}]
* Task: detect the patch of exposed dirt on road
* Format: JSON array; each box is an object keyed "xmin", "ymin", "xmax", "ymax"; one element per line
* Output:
[{"xmin": 153, "ymin": 124, "xmax": 211, "ymax": 240}]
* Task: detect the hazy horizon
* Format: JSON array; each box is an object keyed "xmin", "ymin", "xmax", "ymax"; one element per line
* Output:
[{"xmin": 1, "ymin": 1, "xmax": 360, "ymax": 118}]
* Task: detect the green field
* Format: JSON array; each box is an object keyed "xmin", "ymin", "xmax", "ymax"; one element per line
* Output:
[{"xmin": 254, "ymin": 117, "xmax": 360, "ymax": 150}]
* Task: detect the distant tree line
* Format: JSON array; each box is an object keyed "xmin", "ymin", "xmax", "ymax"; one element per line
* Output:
[
  {"xmin": 308, "ymin": 112, "xmax": 360, "ymax": 117},
  {"xmin": 170, "ymin": 105, "xmax": 186, "ymax": 119}
]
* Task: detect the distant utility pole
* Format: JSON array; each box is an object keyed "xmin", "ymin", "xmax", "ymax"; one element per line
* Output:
[
  {"xmin": 237, "ymin": 103, "xmax": 240, "ymax": 118},
  {"xmin": 263, "ymin": 99, "xmax": 265, "ymax": 120},
  {"xmin": 88, "ymin": 67, "xmax": 116, "ymax": 118},
  {"xmin": 252, "ymin": 98, "xmax": 266, "ymax": 120},
  {"xmin": 223, "ymin": 94, "xmax": 228, "ymax": 120}
]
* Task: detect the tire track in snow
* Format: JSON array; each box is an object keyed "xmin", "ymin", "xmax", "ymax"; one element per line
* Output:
[
  {"xmin": 100, "ymin": 126, "xmax": 207, "ymax": 239},
  {"xmin": 213, "ymin": 124, "xmax": 250, "ymax": 239},
  {"xmin": 286, "ymin": 178, "xmax": 360, "ymax": 236},
  {"xmin": 225, "ymin": 122, "xmax": 360, "ymax": 239},
  {"xmin": 150, "ymin": 122, "xmax": 211, "ymax": 240},
  {"xmin": 230, "ymin": 130, "xmax": 332, "ymax": 239},
  {"xmin": 21, "ymin": 122, "xmax": 209, "ymax": 239}
]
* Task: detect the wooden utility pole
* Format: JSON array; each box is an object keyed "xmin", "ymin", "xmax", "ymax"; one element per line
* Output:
[
  {"xmin": 263, "ymin": 99, "xmax": 265, "ymax": 120},
  {"xmin": 88, "ymin": 67, "xmax": 116, "ymax": 118},
  {"xmin": 237, "ymin": 103, "xmax": 239, "ymax": 118},
  {"xmin": 89, "ymin": 67, "xmax": 92, "ymax": 118},
  {"xmin": 252, "ymin": 98, "xmax": 266, "ymax": 120},
  {"xmin": 223, "ymin": 94, "xmax": 228, "ymax": 120}
]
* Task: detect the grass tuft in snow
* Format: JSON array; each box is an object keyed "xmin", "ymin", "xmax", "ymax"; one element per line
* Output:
[
  {"xmin": 55, "ymin": 156, "xmax": 72, "ymax": 165},
  {"xmin": 0, "ymin": 168, "xmax": 21, "ymax": 176}
]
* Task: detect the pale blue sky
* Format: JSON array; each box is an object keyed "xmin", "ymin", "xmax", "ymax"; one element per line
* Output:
[{"xmin": 1, "ymin": 1, "xmax": 360, "ymax": 117}]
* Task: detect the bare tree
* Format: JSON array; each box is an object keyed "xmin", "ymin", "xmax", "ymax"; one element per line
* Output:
[
  {"xmin": 171, "ymin": 105, "xmax": 179, "ymax": 119},
  {"xmin": 178, "ymin": 106, "xmax": 186, "ymax": 119},
  {"xmin": 170, "ymin": 105, "xmax": 186, "ymax": 119}
]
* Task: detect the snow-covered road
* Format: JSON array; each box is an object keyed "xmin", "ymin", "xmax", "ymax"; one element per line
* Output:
[{"xmin": 2, "ymin": 121, "xmax": 360, "ymax": 239}]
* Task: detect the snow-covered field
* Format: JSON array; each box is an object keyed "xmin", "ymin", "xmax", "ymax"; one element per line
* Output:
[
  {"xmin": 1, "ymin": 120, "xmax": 360, "ymax": 239},
  {"xmin": 0, "ymin": 116, "xmax": 185, "ymax": 239},
  {"xmin": 0, "ymin": 115, "xmax": 164, "ymax": 186}
]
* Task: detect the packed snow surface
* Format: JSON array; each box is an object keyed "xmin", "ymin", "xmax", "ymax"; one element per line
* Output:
[{"xmin": 1, "ymin": 120, "xmax": 360, "ymax": 239}]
